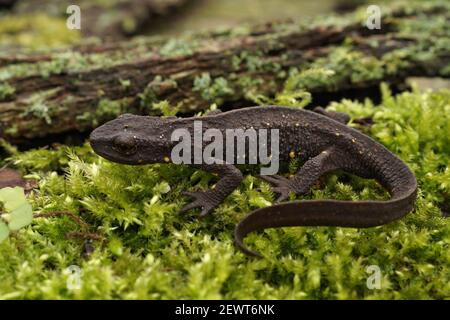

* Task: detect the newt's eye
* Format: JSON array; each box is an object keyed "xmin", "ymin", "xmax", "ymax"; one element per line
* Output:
[{"xmin": 113, "ymin": 134, "xmax": 137, "ymax": 155}]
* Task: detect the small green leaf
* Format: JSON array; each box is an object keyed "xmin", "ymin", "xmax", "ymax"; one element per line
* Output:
[
  {"xmin": 8, "ymin": 202, "xmax": 33, "ymax": 231},
  {"xmin": 109, "ymin": 237, "xmax": 124, "ymax": 257},
  {"xmin": 0, "ymin": 221, "xmax": 9, "ymax": 243},
  {"xmin": 153, "ymin": 181, "xmax": 171, "ymax": 195},
  {"xmin": 0, "ymin": 187, "xmax": 27, "ymax": 211},
  {"xmin": 249, "ymin": 195, "xmax": 272, "ymax": 208}
]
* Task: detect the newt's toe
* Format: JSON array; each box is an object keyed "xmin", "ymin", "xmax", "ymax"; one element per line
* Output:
[
  {"xmin": 259, "ymin": 175, "xmax": 295, "ymax": 203},
  {"xmin": 180, "ymin": 190, "xmax": 218, "ymax": 218}
]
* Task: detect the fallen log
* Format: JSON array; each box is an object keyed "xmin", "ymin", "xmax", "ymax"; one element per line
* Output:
[{"xmin": 1, "ymin": 1, "xmax": 449, "ymax": 144}]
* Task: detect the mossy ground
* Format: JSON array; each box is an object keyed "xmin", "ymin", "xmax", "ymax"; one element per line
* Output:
[
  {"xmin": 0, "ymin": 0, "xmax": 448, "ymax": 300},
  {"xmin": 0, "ymin": 86, "xmax": 449, "ymax": 299}
]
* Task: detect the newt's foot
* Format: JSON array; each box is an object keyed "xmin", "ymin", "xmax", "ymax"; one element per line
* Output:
[
  {"xmin": 180, "ymin": 191, "xmax": 220, "ymax": 218},
  {"xmin": 259, "ymin": 175, "xmax": 295, "ymax": 203}
]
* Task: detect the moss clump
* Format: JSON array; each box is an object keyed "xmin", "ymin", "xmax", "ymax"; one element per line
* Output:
[
  {"xmin": 159, "ymin": 39, "xmax": 198, "ymax": 57},
  {"xmin": 76, "ymin": 98, "xmax": 128, "ymax": 127},
  {"xmin": 0, "ymin": 83, "xmax": 15, "ymax": 100},
  {"xmin": 232, "ymin": 51, "xmax": 282, "ymax": 73},
  {"xmin": 139, "ymin": 76, "xmax": 179, "ymax": 111},
  {"xmin": 193, "ymin": 73, "xmax": 235, "ymax": 104},
  {"xmin": 20, "ymin": 89, "xmax": 62, "ymax": 125},
  {"xmin": 0, "ymin": 87, "xmax": 449, "ymax": 299},
  {"xmin": 0, "ymin": 14, "xmax": 80, "ymax": 50}
]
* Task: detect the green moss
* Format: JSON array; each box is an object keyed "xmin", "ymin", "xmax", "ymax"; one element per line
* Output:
[
  {"xmin": 4, "ymin": 126, "xmax": 18, "ymax": 137},
  {"xmin": 152, "ymin": 101, "xmax": 180, "ymax": 117},
  {"xmin": 96, "ymin": 99, "xmax": 122, "ymax": 118},
  {"xmin": 20, "ymin": 89, "xmax": 61, "ymax": 124},
  {"xmin": 232, "ymin": 51, "xmax": 283, "ymax": 74},
  {"xmin": 139, "ymin": 76, "xmax": 178, "ymax": 110},
  {"xmin": 119, "ymin": 79, "xmax": 131, "ymax": 90},
  {"xmin": 284, "ymin": 48, "xmax": 385, "ymax": 93},
  {"xmin": 1, "ymin": 87, "xmax": 449, "ymax": 299},
  {"xmin": 0, "ymin": 46, "xmax": 154, "ymax": 82},
  {"xmin": 235, "ymin": 75, "xmax": 264, "ymax": 101},
  {"xmin": 77, "ymin": 98, "xmax": 126, "ymax": 127},
  {"xmin": 193, "ymin": 73, "xmax": 235, "ymax": 104},
  {"xmin": 0, "ymin": 83, "xmax": 15, "ymax": 100},
  {"xmin": 0, "ymin": 14, "xmax": 80, "ymax": 50},
  {"xmin": 159, "ymin": 39, "xmax": 198, "ymax": 57}
]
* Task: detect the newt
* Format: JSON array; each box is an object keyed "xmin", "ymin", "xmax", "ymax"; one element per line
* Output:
[{"xmin": 90, "ymin": 106, "xmax": 417, "ymax": 257}]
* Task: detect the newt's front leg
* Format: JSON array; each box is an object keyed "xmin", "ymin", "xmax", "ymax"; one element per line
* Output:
[{"xmin": 181, "ymin": 162, "xmax": 243, "ymax": 217}]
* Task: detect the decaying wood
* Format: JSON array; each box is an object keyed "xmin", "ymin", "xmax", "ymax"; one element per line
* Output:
[
  {"xmin": 0, "ymin": 168, "xmax": 37, "ymax": 191},
  {"xmin": 0, "ymin": 3, "xmax": 449, "ymax": 144}
]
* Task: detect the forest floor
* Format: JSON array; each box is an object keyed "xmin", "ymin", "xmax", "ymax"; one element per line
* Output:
[
  {"xmin": 0, "ymin": 85, "xmax": 449, "ymax": 299},
  {"xmin": 0, "ymin": 0, "xmax": 449, "ymax": 299}
]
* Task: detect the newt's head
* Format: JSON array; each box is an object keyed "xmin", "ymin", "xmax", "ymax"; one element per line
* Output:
[{"xmin": 90, "ymin": 114, "xmax": 175, "ymax": 165}]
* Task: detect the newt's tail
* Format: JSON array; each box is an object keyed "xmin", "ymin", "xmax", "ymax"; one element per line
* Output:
[{"xmin": 235, "ymin": 159, "xmax": 417, "ymax": 257}]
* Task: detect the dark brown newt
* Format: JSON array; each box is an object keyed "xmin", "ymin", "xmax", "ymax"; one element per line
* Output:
[{"xmin": 89, "ymin": 106, "xmax": 417, "ymax": 257}]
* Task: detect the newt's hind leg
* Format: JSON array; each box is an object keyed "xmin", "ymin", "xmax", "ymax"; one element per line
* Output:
[
  {"xmin": 181, "ymin": 160, "xmax": 243, "ymax": 218},
  {"xmin": 260, "ymin": 148, "xmax": 341, "ymax": 202}
]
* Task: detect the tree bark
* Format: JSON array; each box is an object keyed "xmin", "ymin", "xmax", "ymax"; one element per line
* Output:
[{"xmin": 1, "ymin": 2, "xmax": 449, "ymax": 144}]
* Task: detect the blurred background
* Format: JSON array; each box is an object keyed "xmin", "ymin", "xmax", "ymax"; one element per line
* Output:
[
  {"xmin": 0, "ymin": 0, "xmax": 366, "ymax": 49},
  {"xmin": 145, "ymin": 0, "xmax": 353, "ymax": 36}
]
